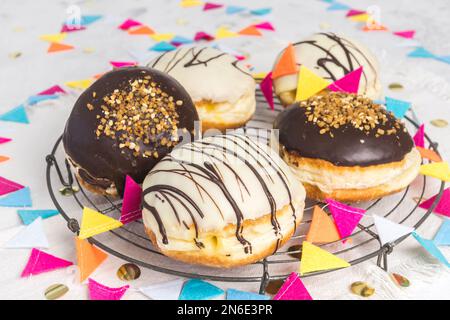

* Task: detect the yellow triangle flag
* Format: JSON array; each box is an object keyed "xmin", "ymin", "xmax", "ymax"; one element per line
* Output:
[
  {"xmin": 300, "ymin": 241, "xmax": 350, "ymax": 275},
  {"xmin": 215, "ymin": 26, "xmax": 238, "ymax": 39},
  {"xmin": 295, "ymin": 65, "xmax": 330, "ymax": 101},
  {"xmin": 78, "ymin": 207, "xmax": 123, "ymax": 239},
  {"xmin": 150, "ymin": 33, "xmax": 175, "ymax": 42},
  {"xmin": 419, "ymin": 162, "xmax": 450, "ymax": 182},
  {"xmin": 253, "ymin": 72, "xmax": 268, "ymax": 80},
  {"xmin": 349, "ymin": 13, "xmax": 370, "ymax": 22},
  {"xmin": 39, "ymin": 33, "xmax": 67, "ymax": 43},
  {"xmin": 75, "ymin": 237, "xmax": 108, "ymax": 282},
  {"xmin": 306, "ymin": 206, "xmax": 341, "ymax": 244},
  {"xmin": 65, "ymin": 79, "xmax": 93, "ymax": 90},
  {"xmin": 180, "ymin": 0, "xmax": 203, "ymax": 7}
]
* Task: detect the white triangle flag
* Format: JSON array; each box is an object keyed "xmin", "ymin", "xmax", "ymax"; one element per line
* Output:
[
  {"xmin": 373, "ymin": 215, "xmax": 414, "ymax": 246},
  {"xmin": 139, "ymin": 279, "xmax": 184, "ymax": 300},
  {"xmin": 3, "ymin": 217, "xmax": 49, "ymax": 248}
]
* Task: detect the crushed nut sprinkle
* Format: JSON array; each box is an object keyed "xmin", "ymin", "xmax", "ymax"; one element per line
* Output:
[
  {"xmin": 299, "ymin": 92, "xmax": 405, "ymax": 138},
  {"xmin": 90, "ymin": 75, "xmax": 182, "ymax": 158}
]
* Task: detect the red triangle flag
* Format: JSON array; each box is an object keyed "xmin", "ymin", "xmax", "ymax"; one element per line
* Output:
[
  {"xmin": 0, "ymin": 176, "xmax": 24, "ymax": 196},
  {"xmin": 413, "ymin": 124, "xmax": 425, "ymax": 148},
  {"xmin": 393, "ymin": 30, "xmax": 415, "ymax": 39},
  {"xmin": 273, "ymin": 272, "xmax": 313, "ymax": 300},
  {"xmin": 203, "ymin": 2, "xmax": 223, "ymax": 10},
  {"xmin": 328, "ymin": 67, "xmax": 363, "ymax": 94},
  {"xmin": 419, "ymin": 188, "xmax": 450, "ymax": 218},
  {"xmin": 21, "ymin": 248, "xmax": 73, "ymax": 277},
  {"xmin": 259, "ymin": 72, "xmax": 274, "ymax": 110},
  {"xmin": 120, "ymin": 175, "xmax": 142, "ymax": 224},
  {"xmin": 346, "ymin": 9, "xmax": 366, "ymax": 17},
  {"xmin": 194, "ymin": 31, "xmax": 214, "ymax": 41},
  {"xmin": 326, "ymin": 198, "xmax": 366, "ymax": 240}
]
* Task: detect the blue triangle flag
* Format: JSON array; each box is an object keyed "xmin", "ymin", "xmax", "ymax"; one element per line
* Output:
[
  {"xmin": 407, "ymin": 47, "xmax": 435, "ymax": 58},
  {"xmin": 80, "ymin": 15, "xmax": 102, "ymax": 26},
  {"xmin": 434, "ymin": 55, "xmax": 450, "ymax": 65},
  {"xmin": 171, "ymin": 36, "xmax": 193, "ymax": 44},
  {"xmin": 0, "ymin": 105, "xmax": 29, "ymax": 124},
  {"xmin": 149, "ymin": 41, "xmax": 177, "ymax": 52},
  {"xmin": 4, "ymin": 217, "xmax": 49, "ymax": 248},
  {"xmin": 249, "ymin": 8, "xmax": 272, "ymax": 16},
  {"xmin": 227, "ymin": 289, "xmax": 270, "ymax": 300},
  {"xmin": 413, "ymin": 232, "xmax": 450, "ymax": 267},
  {"xmin": 226, "ymin": 5, "xmax": 246, "ymax": 14},
  {"xmin": 18, "ymin": 209, "xmax": 59, "ymax": 225},
  {"xmin": 434, "ymin": 219, "xmax": 450, "ymax": 246},
  {"xmin": 0, "ymin": 187, "xmax": 32, "ymax": 207},
  {"xmin": 385, "ymin": 96, "xmax": 411, "ymax": 118},
  {"xmin": 27, "ymin": 94, "xmax": 59, "ymax": 106},
  {"xmin": 327, "ymin": 3, "xmax": 350, "ymax": 10},
  {"xmin": 179, "ymin": 279, "xmax": 224, "ymax": 300}
]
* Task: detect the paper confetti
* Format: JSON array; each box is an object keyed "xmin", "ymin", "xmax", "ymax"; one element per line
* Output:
[
  {"xmin": 419, "ymin": 187, "xmax": 450, "ymax": 217},
  {"xmin": 259, "ymin": 72, "xmax": 274, "ymax": 110},
  {"xmin": 226, "ymin": 5, "xmax": 246, "ymax": 15},
  {"xmin": 149, "ymin": 41, "xmax": 177, "ymax": 52},
  {"xmin": 47, "ymin": 42, "xmax": 74, "ymax": 53},
  {"xmin": 88, "ymin": 278, "xmax": 129, "ymax": 300},
  {"xmin": 0, "ymin": 105, "xmax": 29, "ymax": 124},
  {"xmin": 412, "ymin": 232, "xmax": 449, "ymax": 267},
  {"xmin": 295, "ymin": 65, "xmax": 330, "ymax": 101},
  {"xmin": 110, "ymin": 61, "xmax": 137, "ymax": 68},
  {"xmin": 4, "ymin": 217, "xmax": 49, "ymax": 249},
  {"xmin": 139, "ymin": 279, "xmax": 184, "ymax": 300},
  {"xmin": 300, "ymin": 241, "xmax": 350, "ymax": 275},
  {"xmin": 373, "ymin": 215, "xmax": 414, "ymax": 246},
  {"xmin": 328, "ymin": 67, "xmax": 362, "ymax": 94},
  {"xmin": 203, "ymin": 2, "xmax": 223, "ymax": 10},
  {"xmin": 38, "ymin": 85, "xmax": 66, "ymax": 95},
  {"xmin": 0, "ymin": 137, "xmax": 11, "ymax": 145},
  {"xmin": 18, "ymin": 209, "xmax": 59, "ymax": 225},
  {"xmin": 227, "ymin": 289, "xmax": 269, "ymax": 300},
  {"xmin": 393, "ymin": 30, "xmax": 415, "ymax": 39},
  {"xmin": 272, "ymin": 43, "xmax": 297, "ymax": 79},
  {"xmin": 306, "ymin": 205, "xmax": 340, "ymax": 243},
  {"xmin": 273, "ymin": 272, "xmax": 312, "ymax": 300},
  {"xmin": 385, "ymin": 96, "xmax": 411, "ymax": 119},
  {"xmin": 215, "ymin": 26, "xmax": 238, "ymax": 39},
  {"xmin": 80, "ymin": 15, "xmax": 102, "ymax": 26},
  {"xmin": 250, "ymin": 7, "xmax": 272, "ymax": 16},
  {"xmin": 120, "ymin": 176, "xmax": 142, "ymax": 224},
  {"xmin": 78, "ymin": 207, "xmax": 123, "ymax": 239},
  {"xmin": 179, "ymin": 279, "xmax": 224, "ymax": 300},
  {"xmin": 408, "ymin": 47, "xmax": 435, "ymax": 58},
  {"xmin": 433, "ymin": 219, "xmax": 450, "ymax": 246},
  {"xmin": 65, "ymin": 79, "xmax": 93, "ymax": 90},
  {"xmin": 238, "ymin": 25, "xmax": 262, "ymax": 36},
  {"xmin": 254, "ymin": 21, "xmax": 275, "ymax": 31},
  {"xmin": 75, "ymin": 237, "xmax": 108, "ymax": 282},
  {"xmin": 327, "ymin": 2, "xmax": 350, "ymax": 11},
  {"xmin": 21, "ymin": 248, "xmax": 73, "ymax": 277},
  {"xmin": 419, "ymin": 162, "xmax": 450, "ymax": 182},
  {"xmin": 346, "ymin": 9, "xmax": 365, "ymax": 17},
  {"xmin": 416, "ymin": 147, "xmax": 442, "ymax": 162},
  {"xmin": 27, "ymin": 94, "xmax": 59, "ymax": 106},
  {"xmin": 0, "ymin": 176, "xmax": 24, "ymax": 196},
  {"xmin": 413, "ymin": 124, "xmax": 425, "ymax": 148},
  {"xmin": 326, "ymin": 198, "xmax": 365, "ymax": 240},
  {"xmin": 119, "ymin": 19, "xmax": 142, "ymax": 30},
  {"xmin": 39, "ymin": 33, "xmax": 67, "ymax": 43},
  {"xmin": 194, "ymin": 31, "xmax": 214, "ymax": 41},
  {"xmin": 128, "ymin": 25, "xmax": 155, "ymax": 35},
  {"xmin": 0, "ymin": 187, "xmax": 32, "ymax": 207}
]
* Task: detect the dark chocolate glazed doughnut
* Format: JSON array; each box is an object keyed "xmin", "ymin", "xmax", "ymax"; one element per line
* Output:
[{"xmin": 63, "ymin": 66, "xmax": 198, "ymax": 196}]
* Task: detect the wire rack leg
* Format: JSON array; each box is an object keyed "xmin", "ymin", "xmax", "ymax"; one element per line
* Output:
[
  {"xmin": 376, "ymin": 244, "xmax": 393, "ymax": 271},
  {"xmin": 259, "ymin": 259, "xmax": 270, "ymax": 294}
]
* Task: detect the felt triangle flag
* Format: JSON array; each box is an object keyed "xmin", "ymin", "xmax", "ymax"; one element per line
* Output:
[
  {"xmin": 419, "ymin": 162, "xmax": 450, "ymax": 182},
  {"xmin": 226, "ymin": 5, "xmax": 246, "ymax": 15},
  {"xmin": 259, "ymin": 72, "xmax": 274, "ymax": 110},
  {"xmin": 273, "ymin": 272, "xmax": 312, "ymax": 300},
  {"xmin": 435, "ymin": 55, "xmax": 450, "ymax": 64},
  {"xmin": 194, "ymin": 31, "xmax": 214, "ymax": 41},
  {"xmin": 227, "ymin": 289, "xmax": 269, "ymax": 300},
  {"xmin": 88, "ymin": 278, "xmax": 129, "ymax": 300},
  {"xmin": 215, "ymin": 26, "xmax": 238, "ymax": 39},
  {"xmin": 306, "ymin": 205, "xmax": 341, "ymax": 243},
  {"xmin": 110, "ymin": 61, "xmax": 137, "ymax": 68},
  {"xmin": 4, "ymin": 217, "xmax": 49, "ymax": 249},
  {"xmin": 119, "ymin": 19, "xmax": 142, "ymax": 30},
  {"xmin": 349, "ymin": 13, "xmax": 370, "ymax": 22},
  {"xmin": 120, "ymin": 175, "xmax": 142, "ymax": 224},
  {"xmin": 385, "ymin": 96, "xmax": 411, "ymax": 119},
  {"xmin": 171, "ymin": 36, "xmax": 193, "ymax": 44},
  {"xmin": 295, "ymin": 65, "xmax": 330, "ymax": 101},
  {"xmin": 47, "ymin": 42, "xmax": 74, "ymax": 53},
  {"xmin": 151, "ymin": 33, "xmax": 175, "ymax": 42},
  {"xmin": 75, "ymin": 237, "xmax": 108, "ymax": 282},
  {"xmin": 128, "ymin": 25, "xmax": 155, "ymax": 35},
  {"xmin": 0, "ymin": 187, "xmax": 32, "ymax": 207},
  {"xmin": 21, "ymin": 248, "xmax": 73, "ymax": 277},
  {"xmin": 0, "ymin": 155, "xmax": 9, "ymax": 163},
  {"xmin": 408, "ymin": 47, "xmax": 435, "ymax": 58},
  {"xmin": 300, "ymin": 241, "xmax": 351, "ymax": 275},
  {"xmin": 179, "ymin": 279, "xmax": 224, "ymax": 300},
  {"xmin": 27, "ymin": 94, "xmax": 59, "ymax": 105},
  {"xmin": 413, "ymin": 124, "xmax": 425, "ymax": 148},
  {"xmin": 80, "ymin": 15, "xmax": 102, "ymax": 26},
  {"xmin": 254, "ymin": 22, "xmax": 275, "ymax": 31},
  {"xmin": 0, "ymin": 176, "xmax": 24, "ymax": 196},
  {"xmin": 0, "ymin": 137, "xmax": 11, "ymax": 144},
  {"xmin": 434, "ymin": 219, "xmax": 450, "ymax": 246},
  {"xmin": 250, "ymin": 8, "xmax": 272, "ymax": 16},
  {"xmin": 238, "ymin": 25, "xmax": 262, "ymax": 36},
  {"xmin": 327, "ymin": 2, "xmax": 350, "ymax": 11},
  {"xmin": 363, "ymin": 23, "xmax": 388, "ymax": 31},
  {"xmin": 60, "ymin": 24, "xmax": 86, "ymax": 33},
  {"xmin": 149, "ymin": 41, "xmax": 177, "ymax": 52},
  {"xmin": 346, "ymin": 9, "xmax": 365, "ymax": 17},
  {"xmin": 272, "ymin": 44, "xmax": 297, "ymax": 79},
  {"xmin": 65, "ymin": 79, "xmax": 93, "ymax": 90},
  {"xmin": 419, "ymin": 188, "xmax": 450, "ymax": 217},
  {"xmin": 38, "ymin": 85, "xmax": 66, "ymax": 95},
  {"xmin": 39, "ymin": 33, "xmax": 67, "ymax": 42},
  {"xmin": 0, "ymin": 105, "xmax": 29, "ymax": 124},
  {"xmin": 326, "ymin": 198, "xmax": 365, "ymax": 240},
  {"xmin": 393, "ymin": 30, "xmax": 415, "ymax": 39},
  {"xmin": 412, "ymin": 232, "xmax": 450, "ymax": 267},
  {"xmin": 373, "ymin": 215, "xmax": 414, "ymax": 246},
  {"xmin": 328, "ymin": 67, "xmax": 362, "ymax": 94},
  {"xmin": 78, "ymin": 207, "xmax": 123, "ymax": 239},
  {"xmin": 180, "ymin": 0, "xmax": 203, "ymax": 7},
  {"xmin": 18, "ymin": 209, "xmax": 59, "ymax": 225},
  {"xmin": 203, "ymin": 2, "xmax": 223, "ymax": 10},
  {"xmin": 139, "ymin": 279, "xmax": 184, "ymax": 300},
  {"xmin": 416, "ymin": 147, "xmax": 442, "ymax": 162}
]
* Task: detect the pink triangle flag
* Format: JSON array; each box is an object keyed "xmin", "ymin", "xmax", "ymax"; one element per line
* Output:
[
  {"xmin": 203, "ymin": 2, "xmax": 223, "ymax": 11},
  {"xmin": 328, "ymin": 67, "xmax": 363, "ymax": 94},
  {"xmin": 119, "ymin": 19, "xmax": 142, "ymax": 30},
  {"xmin": 260, "ymin": 72, "xmax": 274, "ymax": 110},
  {"xmin": 273, "ymin": 272, "xmax": 313, "ymax": 300},
  {"xmin": 413, "ymin": 124, "xmax": 425, "ymax": 148},
  {"xmin": 0, "ymin": 137, "xmax": 11, "ymax": 145},
  {"xmin": 88, "ymin": 278, "xmax": 129, "ymax": 300},
  {"xmin": 326, "ymin": 198, "xmax": 366, "ymax": 240},
  {"xmin": 194, "ymin": 31, "xmax": 214, "ymax": 41},
  {"xmin": 37, "ymin": 85, "xmax": 67, "ymax": 95},
  {"xmin": 393, "ymin": 30, "xmax": 415, "ymax": 39},
  {"xmin": 0, "ymin": 176, "xmax": 25, "ymax": 196},
  {"xmin": 419, "ymin": 188, "xmax": 450, "ymax": 217},
  {"xmin": 21, "ymin": 248, "xmax": 73, "ymax": 277},
  {"xmin": 60, "ymin": 24, "xmax": 86, "ymax": 33},
  {"xmin": 254, "ymin": 21, "xmax": 275, "ymax": 31},
  {"xmin": 346, "ymin": 9, "xmax": 366, "ymax": 17},
  {"xmin": 110, "ymin": 61, "xmax": 137, "ymax": 68},
  {"xmin": 120, "ymin": 175, "xmax": 142, "ymax": 224}
]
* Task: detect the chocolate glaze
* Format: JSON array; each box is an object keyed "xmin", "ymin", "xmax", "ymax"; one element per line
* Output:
[
  {"xmin": 274, "ymin": 104, "xmax": 414, "ymax": 167},
  {"xmin": 63, "ymin": 67, "xmax": 198, "ymax": 196}
]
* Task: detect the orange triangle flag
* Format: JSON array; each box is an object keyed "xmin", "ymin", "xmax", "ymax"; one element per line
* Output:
[
  {"xmin": 306, "ymin": 206, "xmax": 341, "ymax": 243},
  {"xmin": 272, "ymin": 43, "xmax": 298, "ymax": 79},
  {"xmin": 128, "ymin": 25, "xmax": 155, "ymax": 35},
  {"xmin": 0, "ymin": 155, "xmax": 9, "ymax": 163},
  {"xmin": 47, "ymin": 42, "xmax": 74, "ymax": 53},
  {"xmin": 75, "ymin": 237, "xmax": 108, "ymax": 282},
  {"xmin": 363, "ymin": 23, "xmax": 388, "ymax": 32},
  {"xmin": 416, "ymin": 147, "xmax": 442, "ymax": 162},
  {"xmin": 238, "ymin": 25, "xmax": 263, "ymax": 36}
]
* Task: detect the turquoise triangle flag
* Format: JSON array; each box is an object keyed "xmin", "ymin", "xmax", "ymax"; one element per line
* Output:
[
  {"xmin": 408, "ymin": 47, "xmax": 435, "ymax": 58},
  {"xmin": 435, "ymin": 55, "xmax": 450, "ymax": 65},
  {"xmin": 227, "ymin": 289, "xmax": 270, "ymax": 300},
  {"xmin": 0, "ymin": 105, "xmax": 29, "ymax": 124},
  {"xmin": 149, "ymin": 41, "xmax": 176, "ymax": 52},
  {"xmin": 171, "ymin": 36, "xmax": 193, "ymax": 44},
  {"xmin": 4, "ymin": 217, "xmax": 49, "ymax": 248},
  {"xmin": 250, "ymin": 7, "xmax": 272, "ymax": 16},
  {"xmin": 385, "ymin": 96, "xmax": 411, "ymax": 118},
  {"xmin": 27, "ymin": 94, "xmax": 59, "ymax": 106},
  {"xmin": 226, "ymin": 5, "xmax": 246, "ymax": 14},
  {"xmin": 0, "ymin": 187, "xmax": 32, "ymax": 207},
  {"xmin": 434, "ymin": 219, "xmax": 450, "ymax": 246},
  {"xmin": 413, "ymin": 232, "xmax": 450, "ymax": 267},
  {"xmin": 327, "ymin": 3, "xmax": 350, "ymax": 10},
  {"xmin": 18, "ymin": 209, "xmax": 59, "ymax": 225},
  {"xmin": 80, "ymin": 15, "xmax": 102, "ymax": 26},
  {"xmin": 179, "ymin": 279, "xmax": 224, "ymax": 300}
]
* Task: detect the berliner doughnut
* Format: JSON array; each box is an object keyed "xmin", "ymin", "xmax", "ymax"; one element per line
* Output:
[
  {"xmin": 63, "ymin": 67, "xmax": 199, "ymax": 196},
  {"xmin": 147, "ymin": 47, "xmax": 256, "ymax": 132},
  {"xmin": 273, "ymin": 92, "xmax": 421, "ymax": 202},
  {"xmin": 142, "ymin": 134, "xmax": 305, "ymax": 268}
]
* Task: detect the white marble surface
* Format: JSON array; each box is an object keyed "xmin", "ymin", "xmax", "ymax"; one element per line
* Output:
[{"xmin": 0, "ymin": 0, "xmax": 449, "ymax": 300}]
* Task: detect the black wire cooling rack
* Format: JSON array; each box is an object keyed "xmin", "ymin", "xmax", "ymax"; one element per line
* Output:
[{"xmin": 46, "ymin": 89, "xmax": 445, "ymax": 294}]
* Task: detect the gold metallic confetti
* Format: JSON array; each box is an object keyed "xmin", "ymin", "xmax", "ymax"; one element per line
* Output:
[
  {"xmin": 176, "ymin": 18, "xmax": 189, "ymax": 26},
  {"xmin": 390, "ymin": 273, "xmax": 410, "ymax": 287},
  {"xmin": 45, "ymin": 283, "xmax": 69, "ymax": 300},
  {"xmin": 388, "ymin": 83, "xmax": 404, "ymax": 91},
  {"xmin": 430, "ymin": 119, "xmax": 448, "ymax": 128},
  {"xmin": 8, "ymin": 51, "xmax": 22, "ymax": 59},
  {"xmin": 287, "ymin": 245, "xmax": 302, "ymax": 259},
  {"xmin": 265, "ymin": 279, "xmax": 285, "ymax": 295},
  {"xmin": 117, "ymin": 263, "xmax": 141, "ymax": 281},
  {"xmin": 59, "ymin": 186, "xmax": 80, "ymax": 196},
  {"xmin": 319, "ymin": 22, "xmax": 331, "ymax": 30},
  {"xmin": 350, "ymin": 281, "xmax": 375, "ymax": 297},
  {"xmin": 83, "ymin": 47, "xmax": 95, "ymax": 54}
]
